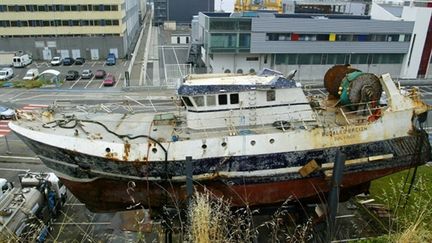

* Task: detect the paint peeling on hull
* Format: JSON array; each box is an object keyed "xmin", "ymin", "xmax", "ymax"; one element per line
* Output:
[
  {"xmin": 60, "ymin": 166, "xmax": 412, "ymax": 213},
  {"xmin": 13, "ymin": 130, "xmax": 431, "ymax": 212}
]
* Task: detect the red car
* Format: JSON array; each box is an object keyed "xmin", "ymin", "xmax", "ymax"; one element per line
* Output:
[
  {"xmin": 103, "ymin": 73, "xmax": 116, "ymax": 86},
  {"xmin": 95, "ymin": 69, "xmax": 106, "ymax": 79}
]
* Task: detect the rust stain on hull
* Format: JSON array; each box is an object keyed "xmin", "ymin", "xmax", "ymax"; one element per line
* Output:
[{"xmin": 60, "ymin": 166, "xmax": 411, "ymax": 213}]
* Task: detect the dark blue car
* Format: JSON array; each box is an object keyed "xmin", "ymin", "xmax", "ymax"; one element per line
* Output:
[{"xmin": 63, "ymin": 57, "xmax": 75, "ymax": 66}]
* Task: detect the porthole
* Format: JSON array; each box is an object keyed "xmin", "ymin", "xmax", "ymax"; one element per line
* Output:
[
  {"xmin": 224, "ymin": 69, "xmax": 231, "ymax": 73},
  {"xmin": 105, "ymin": 147, "xmax": 111, "ymax": 153},
  {"xmin": 152, "ymin": 148, "xmax": 157, "ymax": 153},
  {"xmin": 237, "ymin": 69, "xmax": 243, "ymax": 74},
  {"xmin": 250, "ymin": 140, "xmax": 256, "ymax": 146},
  {"xmin": 221, "ymin": 142, "xmax": 227, "ymax": 147},
  {"xmin": 249, "ymin": 68, "xmax": 256, "ymax": 74},
  {"xmin": 269, "ymin": 139, "xmax": 275, "ymax": 144},
  {"xmin": 202, "ymin": 144, "xmax": 207, "ymax": 149}
]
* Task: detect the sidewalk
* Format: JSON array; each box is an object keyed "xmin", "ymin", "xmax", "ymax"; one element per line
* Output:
[{"xmin": 130, "ymin": 10, "xmax": 152, "ymax": 85}]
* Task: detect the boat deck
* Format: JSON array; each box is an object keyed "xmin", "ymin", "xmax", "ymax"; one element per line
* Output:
[{"xmin": 13, "ymin": 95, "xmax": 383, "ymax": 145}]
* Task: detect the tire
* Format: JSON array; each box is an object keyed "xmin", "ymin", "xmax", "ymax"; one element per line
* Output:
[{"xmin": 0, "ymin": 115, "xmax": 6, "ymax": 120}]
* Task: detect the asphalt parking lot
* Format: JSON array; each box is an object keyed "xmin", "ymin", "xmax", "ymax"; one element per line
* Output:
[{"xmin": 5, "ymin": 59, "xmax": 129, "ymax": 90}]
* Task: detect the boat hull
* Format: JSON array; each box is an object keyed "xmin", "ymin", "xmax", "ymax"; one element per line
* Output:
[{"xmin": 14, "ymin": 130, "xmax": 431, "ymax": 212}]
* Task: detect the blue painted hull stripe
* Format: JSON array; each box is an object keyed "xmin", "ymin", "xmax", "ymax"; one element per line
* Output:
[{"xmin": 186, "ymin": 102, "xmax": 310, "ymax": 113}]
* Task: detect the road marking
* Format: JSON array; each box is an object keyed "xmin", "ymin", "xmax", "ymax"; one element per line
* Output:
[
  {"xmin": 103, "ymin": 62, "xmax": 106, "ymax": 67},
  {"xmin": 99, "ymin": 80, "xmax": 104, "ymax": 88},
  {"xmin": 69, "ymin": 77, "xmax": 82, "ymax": 89},
  {"xmin": 114, "ymin": 74, "xmax": 121, "ymax": 88},
  {"xmin": 162, "ymin": 46, "xmax": 167, "ymax": 84},
  {"xmin": 172, "ymin": 46, "xmax": 183, "ymax": 76},
  {"xmin": 84, "ymin": 76, "xmax": 95, "ymax": 89},
  {"xmin": 91, "ymin": 62, "xmax": 96, "ymax": 67},
  {"xmin": 0, "ymin": 167, "xmax": 31, "ymax": 172},
  {"xmin": 124, "ymin": 61, "xmax": 128, "ymax": 67}
]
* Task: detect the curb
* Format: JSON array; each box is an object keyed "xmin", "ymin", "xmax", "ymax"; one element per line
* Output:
[{"xmin": 0, "ymin": 155, "xmax": 41, "ymax": 164}]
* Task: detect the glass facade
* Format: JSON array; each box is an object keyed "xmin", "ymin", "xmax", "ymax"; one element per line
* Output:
[
  {"xmin": 266, "ymin": 33, "xmax": 412, "ymax": 42},
  {"xmin": 275, "ymin": 53, "xmax": 404, "ymax": 65},
  {"xmin": 207, "ymin": 17, "xmax": 251, "ymax": 53}
]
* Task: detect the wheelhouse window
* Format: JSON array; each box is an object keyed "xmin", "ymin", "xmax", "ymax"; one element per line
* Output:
[
  {"xmin": 230, "ymin": 94, "xmax": 239, "ymax": 104},
  {"xmin": 194, "ymin": 96, "xmax": 205, "ymax": 107},
  {"xmin": 182, "ymin": 96, "xmax": 193, "ymax": 107},
  {"xmin": 267, "ymin": 90, "xmax": 276, "ymax": 101},
  {"xmin": 206, "ymin": 95, "xmax": 216, "ymax": 106},
  {"xmin": 218, "ymin": 94, "xmax": 228, "ymax": 105}
]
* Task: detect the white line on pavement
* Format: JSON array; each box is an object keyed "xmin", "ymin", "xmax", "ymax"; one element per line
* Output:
[
  {"xmin": 69, "ymin": 77, "xmax": 82, "ymax": 89},
  {"xmin": 99, "ymin": 80, "xmax": 104, "ymax": 88},
  {"xmin": 84, "ymin": 76, "xmax": 95, "ymax": 89},
  {"xmin": 124, "ymin": 61, "xmax": 128, "ymax": 67},
  {"xmin": 114, "ymin": 74, "xmax": 121, "ymax": 88}
]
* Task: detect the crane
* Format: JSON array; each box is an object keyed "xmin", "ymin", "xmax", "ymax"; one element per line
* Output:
[{"xmin": 234, "ymin": 0, "xmax": 283, "ymax": 13}]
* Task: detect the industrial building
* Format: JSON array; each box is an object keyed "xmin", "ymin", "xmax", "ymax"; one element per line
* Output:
[
  {"xmin": 193, "ymin": 2, "xmax": 432, "ymax": 80},
  {"xmin": 0, "ymin": 0, "xmax": 146, "ymax": 60},
  {"xmin": 154, "ymin": 0, "xmax": 214, "ymax": 25}
]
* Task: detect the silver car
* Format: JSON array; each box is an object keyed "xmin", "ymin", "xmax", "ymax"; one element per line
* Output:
[
  {"xmin": 81, "ymin": 69, "xmax": 93, "ymax": 79},
  {"xmin": 0, "ymin": 106, "xmax": 15, "ymax": 120}
]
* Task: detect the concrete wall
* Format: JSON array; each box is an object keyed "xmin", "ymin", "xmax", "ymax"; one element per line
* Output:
[
  {"xmin": 0, "ymin": 36, "xmax": 124, "ymax": 60},
  {"xmin": 209, "ymin": 53, "xmax": 403, "ymax": 81},
  {"xmin": 208, "ymin": 54, "xmax": 270, "ymax": 74}
]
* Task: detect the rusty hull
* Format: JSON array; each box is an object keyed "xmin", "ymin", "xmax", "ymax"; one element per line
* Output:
[{"xmin": 60, "ymin": 165, "xmax": 412, "ymax": 213}]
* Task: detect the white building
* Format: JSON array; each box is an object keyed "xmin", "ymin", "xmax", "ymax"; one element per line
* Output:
[{"xmin": 194, "ymin": 2, "xmax": 432, "ymax": 80}]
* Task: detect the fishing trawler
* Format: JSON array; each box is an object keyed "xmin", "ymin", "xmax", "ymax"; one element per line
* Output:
[{"xmin": 9, "ymin": 65, "xmax": 431, "ymax": 212}]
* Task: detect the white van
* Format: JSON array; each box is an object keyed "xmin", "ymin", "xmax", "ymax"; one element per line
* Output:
[
  {"xmin": 0, "ymin": 68, "xmax": 13, "ymax": 80},
  {"xmin": 23, "ymin": 68, "xmax": 39, "ymax": 80},
  {"xmin": 13, "ymin": 54, "xmax": 32, "ymax": 68}
]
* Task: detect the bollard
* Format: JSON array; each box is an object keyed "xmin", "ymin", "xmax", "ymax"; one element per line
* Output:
[{"xmin": 5, "ymin": 136, "xmax": 11, "ymax": 155}]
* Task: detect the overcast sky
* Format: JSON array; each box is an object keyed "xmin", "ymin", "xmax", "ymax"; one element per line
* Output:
[{"xmin": 215, "ymin": 0, "xmax": 235, "ymax": 12}]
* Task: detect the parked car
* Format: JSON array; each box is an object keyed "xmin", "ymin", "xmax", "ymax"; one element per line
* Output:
[
  {"xmin": 81, "ymin": 69, "xmax": 93, "ymax": 79},
  {"xmin": 23, "ymin": 68, "xmax": 39, "ymax": 80},
  {"xmin": 103, "ymin": 73, "xmax": 116, "ymax": 86},
  {"xmin": 65, "ymin": 70, "xmax": 79, "ymax": 80},
  {"xmin": 0, "ymin": 106, "xmax": 15, "ymax": 120},
  {"xmin": 95, "ymin": 69, "xmax": 106, "ymax": 79},
  {"xmin": 63, "ymin": 57, "xmax": 75, "ymax": 66},
  {"xmin": 0, "ymin": 68, "xmax": 13, "ymax": 80},
  {"xmin": 75, "ymin": 57, "xmax": 85, "ymax": 65},
  {"xmin": 105, "ymin": 53, "xmax": 116, "ymax": 65},
  {"xmin": 50, "ymin": 56, "xmax": 62, "ymax": 66}
]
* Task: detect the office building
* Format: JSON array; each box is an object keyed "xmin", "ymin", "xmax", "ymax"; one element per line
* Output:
[
  {"xmin": 154, "ymin": 0, "xmax": 214, "ymax": 25},
  {"xmin": 194, "ymin": 4, "xmax": 431, "ymax": 80},
  {"xmin": 0, "ymin": 0, "xmax": 146, "ymax": 60}
]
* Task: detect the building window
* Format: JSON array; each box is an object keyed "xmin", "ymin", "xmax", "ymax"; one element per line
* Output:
[
  {"xmin": 111, "ymin": 5, "xmax": 118, "ymax": 11},
  {"xmin": 113, "ymin": 20, "xmax": 119, "ymax": 25},
  {"xmin": 218, "ymin": 94, "xmax": 228, "ymax": 105},
  {"xmin": 267, "ymin": 90, "xmax": 276, "ymax": 102},
  {"xmin": 210, "ymin": 33, "xmax": 237, "ymax": 48},
  {"xmin": 230, "ymin": 94, "xmax": 239, "ymax": 104},
  {"xmin": 246, "ymin": 57, "xmax": 258, "ymax": 61},
  {"xmin": 239, "ymin": 33, "xmax": 250, "ymax": 48}
]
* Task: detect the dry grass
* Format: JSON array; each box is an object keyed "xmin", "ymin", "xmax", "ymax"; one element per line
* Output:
[
  {"xmin": 186, "ymin": 191, "xmax": 231, "ymax": 243},
  {"xmin": 185, "ymin": 190, "xmax": 313, "ymax": 243}
]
